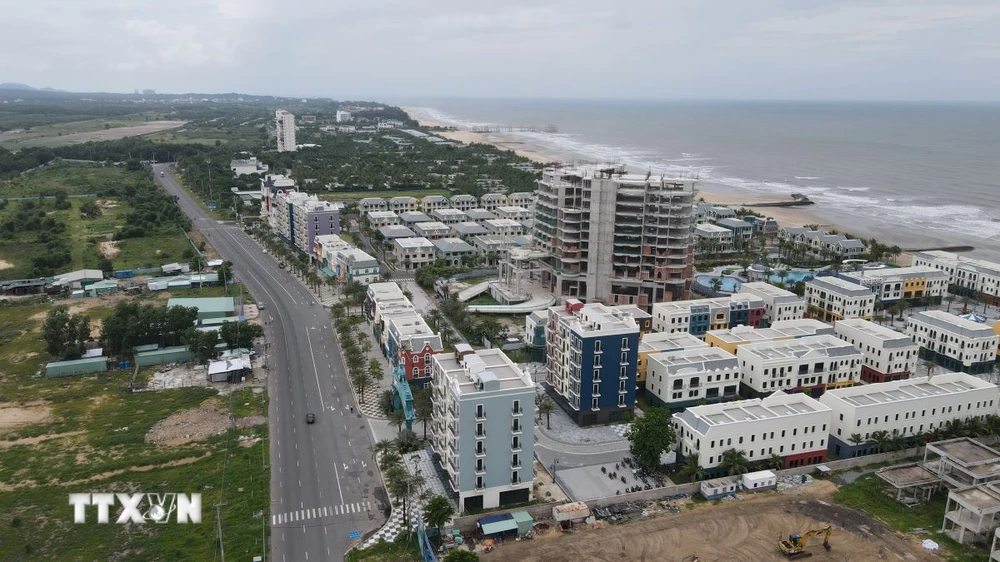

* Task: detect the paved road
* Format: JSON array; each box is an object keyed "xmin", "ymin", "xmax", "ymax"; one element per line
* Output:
[{"xmin": 154, "ymin": 165, "xmax": 386, "ymax": 562}]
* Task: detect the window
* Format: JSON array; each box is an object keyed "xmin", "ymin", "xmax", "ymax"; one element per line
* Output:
[
  {"xmin": 592, "ymin": 398, "xmax": 599, "ymax": 409},
  {"xmin": 513, "ymin": 400, "xmax": 520, "ymax": 414},
  {"xmin": 622, "ymin": 337, "xmax": 629, "ymax": 348},
  {"xmin": 595, "ymin": 340, "xmax": 602, "ymax": 352}
]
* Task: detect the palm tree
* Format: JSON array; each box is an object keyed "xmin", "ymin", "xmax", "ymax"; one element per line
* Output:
[
  {"xmin": 888, "ymin": 429, "xmax": 907, "ymax": 452},
  {"xmin": 923, "ymin": 359, "xmax": 937, "ymax": 377},
  {"xmin": 371, "ymin": 438, "xmax": 398, "ymax": 462},
  {"xmin": 413, "ymin": 387, "xmax": 433, "ymax": 440},
  {"xmin": 985, "ymin": 414, "xmax": 1000, "ymax": 438},
  {"xmin": 710, "ymin": 277, "xmax": 724, "ymax": 294},
  {"xmin": 389, "ymin": 408, "xmax": 406, "ymax": 433},
  {"xmin": 944, "ymin": 294, "xmax": 956, "ymax": 312},
  {"xmin": 768, "ymin": 453, "xmax": 784, "ymax": 471},
  {"xmin": 720, "ymin": 448, "xmax": 750, "ymax": 476},
  {"xmin": 368, "ymin": 359, "xmax": 385, "ymax": 387},
  {"xmin": 870, "ymin": 430, "xmax": 891, "ymax": 454},
  {"xmin": 536, "ymin": 396, "xmax": 555, "ymax": 429},
  {"xmin": 350, "ymin": 368, "xmax": 372, "ymax": 404},
  {"xmin": 680, "ymin": 453, "xmax": 706, "ymax": 482},
  {"xmin": 944, "ymin": 419, "xmax": 966, "ymax": 439},
  {"xmin": 847, "ymin": 433, "xmax": 865, "ymax": 456},
  {"xmin": 965, "ymin": 417, "xmax": 986, "ymax": 438},
  {"xmin": 377, "ymin": 389, "xmax": 395, "ymax": 418}
]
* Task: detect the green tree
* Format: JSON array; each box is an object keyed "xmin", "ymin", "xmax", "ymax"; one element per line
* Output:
[
  {"xmin": 536, "ymin": 396, "xmax": 555, "ymax": 430},
  {"xmin": 443, "ymin": 549, "xmax": 479, "ymax": 562},
  {"xmin": 378, "ymin": 389, "xmax": 395, "ymax": 418},
  {"xmin": 218, "ymin": 260, "xmax": 234, "ymax": 284},
  {"xmin": 423, "ymin": 494, "xmax": 455, "ymax": 543},
  {"xmin": 720, "ymin": 448, "xmax": 750, "ymax": 476},
  {"xmin": 79, "ymin": 200, "xmax": 102, "ymax": 218},
  {"xmin": 219, "ymin": 320, "xmax": 264, "ymax": 349},
  {"xmin": 184, "ymin": 328, "xmax": 218, "ymax": 363},
  {"xmin": 413, "ymin": 387, "xmax": 433, "ymax": 440},
  {"xmin": 678, "ymin": 453, "xmax": 705, "ymax": 482},
  {"xmin": 923, "ymin": 359, "xmax": 937, "ymax": 377},
  {"xmin": 625, "ymin": 406, "xmax": 677, "ymax": 470},
  {"xmin": 368, "ymin": 358, "xmax": 385, "ymax": 387},
  {"xmin": 41, "ymin": 305, "xmax": 90, "ymax": 360},
  {"xmin": 351, "ymin": 367, "xmax": 373, "ymax": 404},
  {"xmin": 389, "ymin": 408, "xmax": 406, "ymax": 433},
  {"xmin": 870, "ymin": 430, "xmax": 891, "ymax": 453}
]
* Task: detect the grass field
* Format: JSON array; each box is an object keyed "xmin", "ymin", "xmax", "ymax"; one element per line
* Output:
[
  {"xmin": 0, "ymin": 302, "xmax": 270, "ymax": 561},
  {"xmin": 833, "ymin": 473, "xmax": 987, "ymax": 562},
  {"xmin": 0, "ymin": 116, "xmax": 185, "ymax": 149},
  {"xmin": 2, "ymin": 161, "xmax": 144, "ymax": 197},
  {"xmin": 319, "ymin": 188, "xmax": 451, "ymax": 203}
]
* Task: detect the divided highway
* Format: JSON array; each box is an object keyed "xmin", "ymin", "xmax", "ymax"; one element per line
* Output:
[{"xmin": 154, "ymin": 164, "xmax": 385, "ymax": 562}]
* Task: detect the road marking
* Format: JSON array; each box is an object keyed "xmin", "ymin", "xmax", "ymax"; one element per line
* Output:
[
  {"xmin": 333, "ymin": 461, "xmax": 345, "ymax": 505},
  {"xmin": 304, "ymin": 327, "xmax": 327, "ymax": 411},
  {"xmin": 296, "ymin": 461, "xmax": 299, "ymax": 467}
]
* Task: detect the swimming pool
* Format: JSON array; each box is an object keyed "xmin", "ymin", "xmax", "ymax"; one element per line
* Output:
[
  {"xmin": 768, "ymin": 270, "xmax": 814, "ymax": 284},
  {"xmin": 694, "ymin": 275, "xmax": 742, "ymax": 294}
]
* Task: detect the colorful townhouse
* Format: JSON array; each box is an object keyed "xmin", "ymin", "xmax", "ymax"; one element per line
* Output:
[{"xmin": 651, "ymin": 294, "xmax": 766, "ymax": 337}]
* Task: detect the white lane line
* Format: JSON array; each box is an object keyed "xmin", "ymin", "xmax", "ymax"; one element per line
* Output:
[
  {"xmin": 272, "ymin": 515, "xmax": 277, "ymax": 525},
  {"xmin": 333, "ymin": 463, "xmax": 345, "ymax": 505},
  {"xmin": 304, "ymin": 327, "xmax": 327, "ymax": 411}
]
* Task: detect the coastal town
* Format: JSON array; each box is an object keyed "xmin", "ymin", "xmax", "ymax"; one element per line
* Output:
[{"xmin": 2, "ymin": 97, "xmax": 1000, "ymax": 562}]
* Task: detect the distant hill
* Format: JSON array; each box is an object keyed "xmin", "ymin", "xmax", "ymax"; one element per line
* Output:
[{"xmin": 0, "ymin": 83, "xmax": 37, "ymax": 91}]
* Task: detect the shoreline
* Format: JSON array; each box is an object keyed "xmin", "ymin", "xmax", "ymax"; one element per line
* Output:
[{"xmin": 404, "ymin": 107, "xmax": 835, "ymax": 231}]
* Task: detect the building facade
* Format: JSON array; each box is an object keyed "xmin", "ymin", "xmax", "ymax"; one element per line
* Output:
[
  {"xmin": 736, "ymin": 334, "xmax": 864, "ymax": 398},
  {"xmin": 840, "ymin": 266, "xmax": 948, "ymax": 306},
  {"xmin": 431, "ymin": 347, "xmax": 536, "ymax": 512},
  {"xmin": 385, "ymin": 310, "xmax": 442, "ymax": 384},
  {"xmin": 821, "ymin": 373, "xmax": 999, "ymax": 458},
  {"xmin": 545, "ymin": 300, "xmax": 640, "ymax": 426},
  {"xmin": 651, "ymin": 294, "xmax": 766, "ymax": 336},
  {"xmin": 805, "ymin": 276, "xmax": 877, "ymax": 322},
  {"xmin": 533, "ymin": 167, "xmax": 696, "ymax": 311},
  {"xmin": 834, "ymin": 318, "xmax": 919, "ymax": 383},
  {"xmin": 636, "ymin": 332, "xmax": 708, "ymax": 388},
  {"xmin": 906, "ymin": 311, "xmax": 1000, "ymax": 375},
  {"xmin": 673, "ymin": 391, "xmax": 833, "ymax": 474},
  {"xmin": 313, "ymin": 234, "xmax": 380, "ymax": 285},
  {"xmin": 738, "ymin": 282, "xmax": 806, "ymax": 323},
  {"xmin": 646, "ymin": 347, "xmax": 741, "ymax": 410},
  {"xmin": 271, "ymin": 191, "xmax": 342, "ymax": 253},
  {"xmin": 704, "ymin": 319, "xmax": 834, "ymax": 355},
  {"xmin": 275, "ymin": 110, "xmax": 296, "ymax": 152},
  {"xmin": 914, "ymin": 250, "xmax": 1000, "ymax": 306},
  {"xmin": 392, "ymin": 237, "xmax": 436, "ymax": 271}
]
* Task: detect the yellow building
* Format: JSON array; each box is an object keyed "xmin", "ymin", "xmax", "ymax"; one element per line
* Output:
[
  {"xmin": 994, "ymin": 321, "xmax": 1000, "ymax": 358},
  {"xmin": 705, "ymin": 319, "xmax": 835, "ymax": 355},
  {"xmin": 636, "ymin": 332, "xmax": 707, "ymax": 387}
]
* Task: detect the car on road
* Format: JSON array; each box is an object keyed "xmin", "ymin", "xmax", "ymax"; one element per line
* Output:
[
  {"xmin": 278, "ymin": 262, "xmax": 286, "ymax": 269},
  {"xmin": 160, "ymin": 171, "xmax": 165, "ymax": 177},
  {"xmin": 306, "ymin": 413, "xmax": 316, "ymax": 424}
]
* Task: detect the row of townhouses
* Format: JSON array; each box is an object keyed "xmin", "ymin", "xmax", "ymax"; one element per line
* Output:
[
  {"xmin": 779, "ymin": 226, "xmax": 867, "ymax": 258},
  {"xmin": 914, "ymin": 250, "xmax": 1000, "ymax": 305},
  {"xmin": 359, "ymin": 193, "xmax": 535, "ymax": 214},
  {"xmin": 312, "ymin": 235, "xmax": 380, "ymax": 286}
]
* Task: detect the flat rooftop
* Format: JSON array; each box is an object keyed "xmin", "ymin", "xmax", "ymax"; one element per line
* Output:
[
  {"xmin": 826, "ymin": 373, "xmax": 993, "ymax": 408},
  {"xmin": 843, "ymin": 265, "xmax": 947, "ymax": 281},
  {"xmin": 367, "ymin": 210, "xmax": 398, "ymax": 218},
  {"xmin": 807, "ymin": 276, "xmax": 875, "ymax": 296},
  {"xmin": 835, "ymin": 318, "xmax": 916, "ymax": 347},
  {"xmin": 639, "ymin": 332, "xmax": 708, "ymax": 352},
  {"xmin": 414, "ymin": 221, "xmax": 450, "ymax": 231},
  {"xmin": 438, "ymin": 349, "xmax": 533, "ymax": 395},
  {"xmin": 648, "ymin": 347, "xmax": 739, "ymax": 374},
  {"xmin": 929, "ymin": 438, "xmax": 1000, "ymax": 467},
  {"xmin": 378, "ymin": 225, "xmax": 415, "ymax": 238},
  {"xmin": 393, "ymin": 236, "xmax": 434, "ymax": 249},
  {"xmin": 675, "ymin": 391, "xmax": 830, "ymax": 435},
  {"xmin": 737, "ymin": 334, "xmax": 861, "ymax": 361},
  {"xmin": 740, "ymin": 282, "xmax": 798, "ymax": 298},
  {"xmin": 484, "ymin": 218, "xmax": 524, "ymax": 228},
  {"xmin": 552, "ymin": 302, "xmax": 640, "ymax": 337},
  {"xmin": 950, "ymin": 483, "xmax": 1000, "ymax": 512},
  {"xmin": 876, "ymin": 463, "xmax": 940, "ymax": 488},
  {"xmin": 909, "ymin": 310, "xmax": 998, "ymax": 338}
]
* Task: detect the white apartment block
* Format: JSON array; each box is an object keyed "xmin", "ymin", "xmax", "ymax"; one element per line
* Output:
[
  {"xmin": 646, "ymin": 347, "xmax": 741, "ymax": 410},
  {"xmin": 736, "ymin": 334, "xmax": 864, "ymax": 397},
  {"xmin": 651, "ymin": 294, "xmax": 767, "ymax": 336},
  {"xmin": 392, "ymin": 237, "xmax": 436, "ymax": 271},
  {"xmin": 834, "ymin": 318, "xmax": 919, "ymax": 383},
  {"xmin": 704, "ymin": 319, "xmax": 834, "ymax": 355},
  {"xmin": 841, "ymin": 266, "xmax": 948, "ymax": 304},
  {"xmin": 365, "ymin": 282, "xmax": 415, "ymax": 330},
  {"xmin": 906, "ymin": 310, "xmax": 1000, "ymax": 376},
  {"xmin": 914, "ymin": 250, "xmax": 1000, "ymax": 304},
  {"xmin": 430, "ymin": 346, "xmax": 536, "ymax": 512},
  {"xmin": 336, "ymin": 110, "xmax": 352, "ymax": 122},
  {"xmin": 366, "ymin": 211, "xmax": 400, "ymax": 228},
  {"xmin": 821, "ymin": 372, "xmax": 999, "ymax": 458},
  {"xmin": 805, "ymin": 276, "xmax": 877, "ymax": 322},
  {"xmin": 739, "ymin": 282, "xmax": 806, "ymax": 323},
  {"xmin": 230, "ymin": 156, "xmax": 269, "ymax": 176},
  {"xmin": 674, "ymin": 391, "xmax": 833, "ymax": 471},
  {"xmin": 275, "ymin": 110, "xmax": 296, "ymax": 152}
]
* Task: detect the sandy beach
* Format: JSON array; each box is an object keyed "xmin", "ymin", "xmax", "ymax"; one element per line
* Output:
[{"xmin": 404, "ymin": 108, "xmax": 836, "ymax": 230}]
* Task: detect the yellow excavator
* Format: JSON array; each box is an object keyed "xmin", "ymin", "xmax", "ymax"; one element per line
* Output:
[{"xmin": 778, "ymin": 526, "xmax": 833, "ymax": 559}]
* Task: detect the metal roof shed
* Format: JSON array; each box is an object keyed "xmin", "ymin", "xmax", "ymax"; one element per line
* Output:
[
  {"xmin": 477, "ymin": 513, "xmax": 518, "ymax": 538},
  {"xmin": 511, "ymin": 511, "xmax": 533, "ymax": 536},
  {"xmin": 135, "ymin": 346, "xmax": 193, "ymax": 367},
  {"xmin": 167, "ymin": 297, "xmax": 236, "ymax": 321},
  {"xmin": 46, "ymin": 356, "xmax": 107, "ymax": 378}
]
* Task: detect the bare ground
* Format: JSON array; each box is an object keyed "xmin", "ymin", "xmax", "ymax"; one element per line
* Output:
[
  {"xmin": 498, "ymin": 481, "xmax": 940, "ymax": 562},
  {"xmin": 0, "ymin": 401, "xmax": 52, "ymax": 432},
  {"xmin": 99, "ymin": 240, "xmax": 120, "ymax": 259},
  {"xmin": 145, "ymin": 398, "xmax": 230, "ymax": 446},
  {"xmin": 0, "ymin": 259, "xmax": 13, "ymax": 270}
]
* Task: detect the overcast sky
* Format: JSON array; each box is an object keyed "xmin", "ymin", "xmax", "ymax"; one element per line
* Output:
[{"xmin": 3, "ymin": 0, "xmax": 998, "ymax": 101}]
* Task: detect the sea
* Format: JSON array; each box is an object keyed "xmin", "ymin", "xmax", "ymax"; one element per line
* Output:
[{"xmin": 398, "ymin": 99, "xmax": 1000, "ymax": 263}]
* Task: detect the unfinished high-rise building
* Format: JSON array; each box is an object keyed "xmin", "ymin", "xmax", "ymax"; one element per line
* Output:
[{"xmin": 532, "ymin": 166, "xmax": 696, "ymax": 311}]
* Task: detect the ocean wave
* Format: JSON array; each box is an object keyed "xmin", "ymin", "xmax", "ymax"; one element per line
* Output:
[
  {"xmin": 794, "ymin": 176, "xmax": 822, "ymax": 180},
  {"xmin": 836, "ymin": 186, "xmax": 871, "ymax": 192}
]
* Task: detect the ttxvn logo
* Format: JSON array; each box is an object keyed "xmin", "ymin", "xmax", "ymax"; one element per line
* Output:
[{"xmin": 69, "ymin": 493, "xmax": 202, "ymax": 524}]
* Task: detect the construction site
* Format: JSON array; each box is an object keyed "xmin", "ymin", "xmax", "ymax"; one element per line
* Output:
[{"xmin": 495, "ymin": 481, "xmax": 942, "ymax": 562}]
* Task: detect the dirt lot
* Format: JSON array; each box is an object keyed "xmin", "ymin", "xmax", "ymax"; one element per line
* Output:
[
  {"xmin": 145, "ymin": 397, "xmax": 229, "ymax": 446},
  {"xmin": 498, "ymin": 481, "xmax": 938, "ymax": 562},
  {"xmin": 0, "ymin": 400, "xmax": 52, "ymax": 433}
]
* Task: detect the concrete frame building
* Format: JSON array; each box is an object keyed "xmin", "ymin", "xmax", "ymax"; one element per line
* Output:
[
  {"xmin": 452, "ymin": 222, "xmax": 489, "ymax": 241},
  {"xmin": 942, "ymin": 482, "xmax": 1000, "ymax": 545},
  {"xmin": 430, "ymin": 346, "xmax": 536, "ymax": 512},
  {"xmin": 431, "ymin": 208, "xmax": 469, "ymax": 225},
  {"xmin": 914, "ymin": 250, "xmax": 1000, "ymax": 306},
  {"xmin": 275, "ymin": 110, "xmax": 296, "ymax": 152},
  {"xmin": 738, "ymin": 282, "xmax": 806, "ymax": 323},
  {"xmin": 821, "ymin": 373, "xmax": 998, "ymax": 458},
  {"xmin": 545, "ymin": 299, "xmax": 640, "ymax": 426},
  {"xmin": 413, "ymin": 221, "xmax": 451, "ymax": 240},
  {"xmin": 651, "ymin": 294, "xmax": 766, "ymax": 337},
  {"xmin": 646, "ymin": 347, "xmax": 741, "ymax": 411},
  {"xmin": 736, "ymin": 334, "xmax": 863, "ymax": 398},
  {"xmin": 924, "ymin": 438, "xmax": 1000, "ymax": 490},
  {"xmin": 465, "ymin": 209, "xmax": 496, "ymax": 224},
  {"xmin": 673, "ymin": 391, "xmax": 833, "ymax": 474},
  {"xmin": 398, "ymin": 211, "xmax": 432, "ymax": 226},
  {"xmin": 495, "ymin": 205, "xmax": 532, "ymax": 222},
  {"xmin": 358, "ymin": 198, "xmax": 388, "ymax": 213},
  {"xmin": 483, "ymin": 218, "xmax": 525, "ymax": 237},
  {"xmin": 450, "ymin": 194, "xmax": 478, "ymax": 211},
  {"xmin": 479, "ymin": 193, "xmax": 507, "ymax": 211},
  {"xmin": 906, "ymin": 310, "xmax": 1000, "ymax": 375},
  {"xmin": 533, "ymin": 166, "xmax": 696, "ymax": 311},
  {"xmin": 230, "ymin": 156, "xmax": 269, "ymax": 176},
  {"xmin": 834, "ymin": 318, "xmax": 919, "ymax": 383},
  {"xmin": 432, "ymin": 238, "xmax": 476, "ymax": 266},
  {"xmin": 840, "ymin": 266, "xmax": 948, "ymax": 305},
  {"xmin": 421, "ymin": 195, "xmax": 450, "ymax": 214},
  {"xmin": 392, "ymin": 237, "xmax": 436, "ymax": 271},
  {"xmin": 805, "ymin": 276, "xmax": 876, "ymax": 322}
]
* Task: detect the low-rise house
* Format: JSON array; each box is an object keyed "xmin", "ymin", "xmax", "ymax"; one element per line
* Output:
[
  {"xmin": 738, "ymin": 282, "xmax": 806, "ymax": 323},
  {"xmin": 805, "ymin": 276, "xmax": 876, "ymax": 322},
  {"xmin": 431, "ymin": 208, "xmax": 468, "ymax": 225},
  {"xmin": 705, "ymin": 319, "xmax": 833, "ymax": 355},
  {"xmin": 646, "ymin": 347, "xmax": 741, "ymax": 410},
  {"xmin": 465, "ymin": 208, "xmax": 497, "ymax": 224},
  {"xmin": 479, "ymin": 193, "xmax": 507, "ymax": 211},
  {"xmin": 506, "ymin": 192, "xmax": 534, "ymax": 208},
  {"xmin": 914, "ymin": 250, "xmax": 1000, "ymax": 306},
  {"xmin": 651, "ymin": 294, "xmax": 767, "ymax": 336},
  {"xmin": 834, "ymin": 318, "xmax": 919, "ymax": 383},
  {"xmin": 398, "ymin": 211, "xmax": 432, "ymax": 226},
  {"xmin": 906, "ymin": 311, "xmax": 1000, "ymax": 375},
  {"xmin": 366, "ymin": 210, "xmax": 400, "ymax": 228},
  {"xmin": 694, "ymin": 224, "xmax": 735, "ymax": 253},
  {"xmin": 636, "ymin": 332, "xmax": 708, "ymax": 388},
  {"xmin": 413, "ymin": 221, "xmax": 452, "ymax": 240},
  {"xmin": 433, "ymin": 238, "xmax": 476, "ymax": 266},
  {"xmin": 716, "ymin": 218, "xmax": 754, "ymax": 242},
  {"xmin": 483, "ymin": 218, "xmax": 525, "ymax": 237},
  {"xmin": 736, "ymin": 334, "xmax": 863, "ymax": 398},
  {"xmin": 495, "ymin": 205, "xmax": 532, "ymax": 222},
  {"xmin": 379, "ymin": 225, "xmax": 416, "ymax": 240},
  {"xmin": 421, "ymin": 195, "xmax": 450, "ymax": 214},
  {"xmin": 673, "ymin": 391, "xmax": 833, "ymax": 474},
  {"xmin": 358, "ymin": 197, "xmax": 388, "ymax": 213},
  {"xmin": 392, "ymin": 237, "xmax": 436, "ymax": 271},
  {"xmin": 450, "ymin": 194, "xmax": 478, "ymax": 211},
  {"xmin": 452, "ymin": 222, "xmax": 488, "ymax": 241},
  {"xmin": 388, "ymin": 196, "xmax": 420, "ymax": 213},
  {"xmin": 230, "ymin": 157, "xmax": 269, "ymax": 176},
  {"xmin": 821, "ymin": 373, "xmax": 999, "ymax": 458}
]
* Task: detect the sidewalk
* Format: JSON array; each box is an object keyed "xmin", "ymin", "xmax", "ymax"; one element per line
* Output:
[{"xmin": 534, "ymin": 386, "xmax": 630, "ymax": 446}]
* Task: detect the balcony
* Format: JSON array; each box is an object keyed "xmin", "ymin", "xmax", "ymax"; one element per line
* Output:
[
  {"xmin": 512, "ymin": 406, "xmax": 523, "ymax": 416},
  {"xmin": 510, "ymin": 477, "xmax": 522, "ymax": 486},
  {"xmin": 475, "ymin": 428, "xmax": 486, "ymax": 439},
  {"xmin": 475, "ymin": 464, "xmax": 486, "ymax": 475},
  {"xmin": 511, "ymin": 423, "xmax": 523, "ymax": 435},
  {"xmin": 475, "ymin": 410, "xmax": 486, "ymax": 421},
  {"xmin": 475, "ymin": 447, "xmax": 487, "ymax": 457},
  {"xmin": 448, "ymin": 456, "xmax": 459, "ymax": 472},
  {"xmin": 448, "ymin": 422, "xmax": 459, "ymax": 437},
  {"xmin": 511, "ymin": 441, "xmax": 522, "ymax": 452},
  {"xmin": 511, "ymin": 459, "xmax": 522, "ymax": 469}
]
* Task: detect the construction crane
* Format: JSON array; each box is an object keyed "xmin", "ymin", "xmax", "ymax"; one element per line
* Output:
[{"xmin": 777, "ymin": 526, "xmax": 833, "ymax": 559}]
